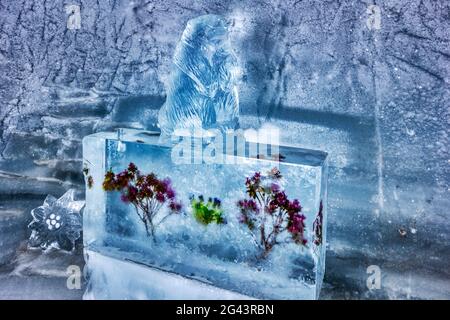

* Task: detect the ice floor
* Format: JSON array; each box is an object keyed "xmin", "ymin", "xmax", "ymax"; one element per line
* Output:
[
  {"xmin": 1, "ymin": 190, "xmax": 449, "ymax": 300},
  {"xmin": 1, "ymin": 240, "xmax": 448, "ymax": 300},
  {"xmin": 0, "ymin": 243, "xmax": 85, "ymax": 300}
]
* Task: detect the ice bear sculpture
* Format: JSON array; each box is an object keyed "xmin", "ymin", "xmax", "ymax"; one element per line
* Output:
[{"xmin": 157, "ymin": 15, "xmax": 240, "ymax": 137}]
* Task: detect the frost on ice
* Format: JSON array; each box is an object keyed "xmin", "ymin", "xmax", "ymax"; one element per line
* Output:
[{"xmin": 157, "ymin": 14, "xmax": 240, "ymax": 137}]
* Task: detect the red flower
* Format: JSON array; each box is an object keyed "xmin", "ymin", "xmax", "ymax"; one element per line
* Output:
[
  {"xmin": 127, "ymin": 186, "xmax": 138, "ymax": 202},
  {"xmin": 128, "ymin": 162, "xmax": 138, "ymax": 174}
]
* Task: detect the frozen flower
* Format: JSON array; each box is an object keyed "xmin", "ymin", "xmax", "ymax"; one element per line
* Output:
[
  {"xmin": 191, "ymin": 195, "xmax": 225, "ymax": 225},
  {"xmin": 237, "ymin": 169, "xmax": 307, "ymax": 258},
  {"xmin": 102, "ymin": 170, "xmax": 116, "ymax": 191},
  {"xmin": 146, "ymin": 173, "xmax": 158, "ymax": 186},
  {"xmin": 116, "ymin": 171, "xmax": 130, "ymax": 189},
  {"xmin": 87, "ymin": 176, "xmax": 94, "ymax": 189},
  {"xmin": 166, "ymin": 187, "xmax": 176, "ymax": 199},
  {"xmin": 128, "ymin": 162, "xmax": 138, "ymax": 174},
  {"xmin": 127, "ymin": 186, "xmax": 139, "ymax": 202},
  {"xmin": 102, "ymin": 163, "xmax": 182, "ymax": 241},
  {"xmin": 287, "ymin": 199, "xmax": 302, "ymax": 213},
  {"xmin": 266, "ymin": 201, "xmax": 277, "ymax": 214},
  {"xmin": 270, "ymin": 183, "xmax": 280, "ymax": 193},
  {"xmin": 169, "ymin": 201, "xmax": 182, "ymax": 212},
  {"xmin": 268, "ymin": 167, "xmax": 282, "ymax": 179},
  {"xmin": 213, "ymin": 197, "xmax": 221, "ymax": 208},
  {"xmin": 275, "ymin": 191, "xmax": 288, "ymax": 207},
  {"xmin": 156, "ymin": 192, "xmax": 165, "ymax": 203},
  {"xmin": 161, "ymin": 178, "xmax": 171, "ymax": 192},
  {"xmin": 313, "ymin": 201, "xmax": 324, "ymax": 245},
  {"xmin": 238, "ymin": 199, "xmax": 259, "ymax": 213}
]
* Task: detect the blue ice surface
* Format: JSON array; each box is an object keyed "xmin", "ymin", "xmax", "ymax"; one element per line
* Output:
[
  {"xmin": 157, "ymin": 15, "xmax": 240, "ymax": 137},
  {"xmin": 82, "ymin": 128, "xmax": 328, "ymax": 299}
]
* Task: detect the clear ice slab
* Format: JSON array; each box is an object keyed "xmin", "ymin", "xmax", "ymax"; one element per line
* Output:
[
  {"xmin": 82, "ymin": 129, "xmax": 328, "ymax": 299},
  {"xmin": 156, "ymin": 14, "xmax": 240, "ymax": 137}
]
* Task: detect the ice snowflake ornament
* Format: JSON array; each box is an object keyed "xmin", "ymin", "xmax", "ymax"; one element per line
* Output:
[{"xmin": 28, "ymin": 189, "xmax": 84, "ymax": 251}]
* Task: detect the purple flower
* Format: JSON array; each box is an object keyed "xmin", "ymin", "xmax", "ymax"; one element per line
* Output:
[
  {"xmin": 169, "ymin": 201, "xmax": 182, "ymax": 212},
  {"xmin": 156, "ymin": 192, "xmax": 165, "ymax": 203},
  {"xmin": 161, "ymin": 178, "xmax": 171, "ymax": 190},
  {"xmin": 271, "ymin": 183, "xmax": 280, "ymax": 193},
  {"xmin": 247, "ymin": 199, "xmax": 259, "ymax": 212},
  {"xmin": 120, "ymin": 193, "xmax": 130, "ymax": 203},
  {"xmin": 267, "ymin": 201, "xmax": 277, "ymax": 214},
  {"xmin": 166, "ymin": 187, "xmax": 175, "ymax": 199},
  {"xmin": 252, "ymin": 172, "xmax": 261, "ymax": 184},
  {"xmin": 126, "ymin": 186, "xmax": 138, "ymax": 202},
  {"xmin": 275, "ymin": 191, "xmax": 288, "ymax": 207},
  {"xmin": 288, "ymin": 199, "xmax": 302, "ymax": 213}
]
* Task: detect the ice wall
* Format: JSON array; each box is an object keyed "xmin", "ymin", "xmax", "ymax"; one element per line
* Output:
[{"xmin": 0, "ymin": 0, "xmax": 449, "ymax": 299}]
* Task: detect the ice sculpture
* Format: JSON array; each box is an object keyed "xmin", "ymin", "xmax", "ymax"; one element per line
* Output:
[
  {"xmin": 28, "ymin": 189, "xmax": 84, "ymax": 251},
  {"xmin": 82, "ymin": 129, "xmax": 328, "ymax": 299},
  {"xmin": 157, "ymin": 14, "xmax": 240, "ymax": 137},
  {"xmin": 82, "ymin": 14, "xmax": 327, "ymax": 300}
]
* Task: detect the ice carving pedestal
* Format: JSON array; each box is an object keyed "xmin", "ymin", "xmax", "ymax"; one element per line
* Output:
[{"xmin": 82, "ymin": 129, "xmax": 328, "ymax": 299}]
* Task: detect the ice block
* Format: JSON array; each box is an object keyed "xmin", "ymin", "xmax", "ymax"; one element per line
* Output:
[{"xmin": 82, "ymin": 128, "xmax": 328, "ymax": 299}]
